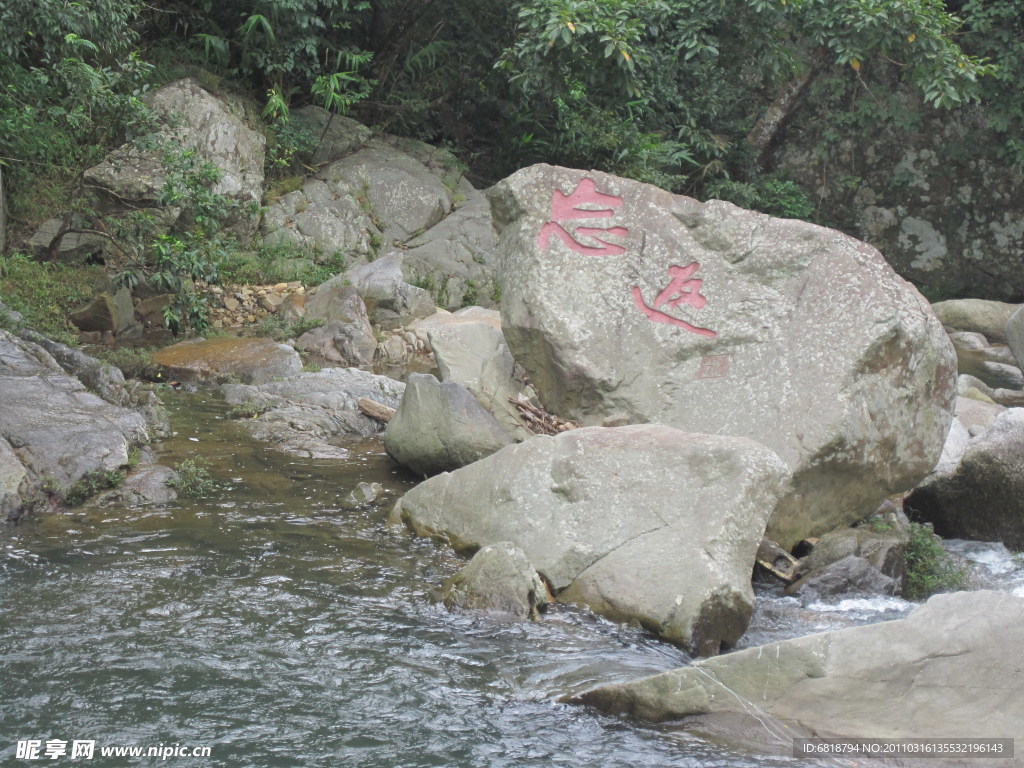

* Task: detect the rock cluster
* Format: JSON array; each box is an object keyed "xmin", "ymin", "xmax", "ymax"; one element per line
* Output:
[
  {"xmin": 488, "ymin": 164, "xmax": 955, "ymax": 550},
  {"xmin": 199, "ymin": 280, "xmax": 306, "ymax": 329}
]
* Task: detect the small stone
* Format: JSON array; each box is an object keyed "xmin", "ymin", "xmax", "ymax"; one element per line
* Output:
[
  {"xmin": 246, "ymin": 314, "xmax": 256, "ymax": 323},
  {"xmin": 273, "ymin": 282, "xmax": 289, "ymax": 293},
  {"xmin": 223, "ymin": 297, "xmax": 240, "ymax": 312}
]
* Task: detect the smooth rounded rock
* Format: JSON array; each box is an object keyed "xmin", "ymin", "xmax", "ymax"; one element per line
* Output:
[{"xmin": 153, "ymin": 337, "xmax": 301, "ymax": 386}]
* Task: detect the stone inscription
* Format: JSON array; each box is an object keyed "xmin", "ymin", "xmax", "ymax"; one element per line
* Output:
[
  {"xmin": 538, "ymin": 178, "xmax": 717, "ymax": 338},
  {"xmin": 631, "ymin": 262, "xmax": 716, "ymax": 338},
  {"xmin": 537, "ymin": 178, "xmax": 628, "ymax": 256},
  {"xmin": 697, "ymin": 354, "xmax": 730, "ymax": 379}
]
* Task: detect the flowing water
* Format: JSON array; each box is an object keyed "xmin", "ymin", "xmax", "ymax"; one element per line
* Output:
[{"xmin": 2, "ymin": 393, "xmax": 1018, "ymax": 767}]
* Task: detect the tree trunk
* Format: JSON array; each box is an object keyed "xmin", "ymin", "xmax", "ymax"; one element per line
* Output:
[
  {"xmin": 0, "ymin": 165, "xmax": 6, "ymax": 254},
  {"xmin": 746, "ymin": 69, "xmax": 818, "ymax": 166}
]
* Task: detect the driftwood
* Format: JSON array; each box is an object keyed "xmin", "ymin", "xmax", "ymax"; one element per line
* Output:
[
  {"xmin": 756, "ymin": 537, "xmax": 802, "ymax": 584},
  {"xmin": 509, "ymin": 397, "xmax": 580, "ymax": 436},
  {"xmin": 358, "ymin": 397, "xmax": 395, "ymax": 423}
]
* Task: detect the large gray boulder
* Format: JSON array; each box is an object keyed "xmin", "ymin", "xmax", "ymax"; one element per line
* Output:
[
  {"xmin": 442, "ymin": 541, "xmax": 550, "ymax": 620},
  {"xmin": 85, "ymin": 79, "xmax": 265, "ymax": 231},
  {"xmin": 261, "ymin": 174, "xmax": 376, "ymax": 258},
  {"xmin": 291, "ymin": 106, "xmax": 372, "ymax": 165},
  {"xmin": 392, "ymin": 424, "xmax": 789, "ymax": 654},
  {"xmin": 488, "ymin": 164, "xmax": 956, "ymax": 549},
  {"xmin": 0, "ymin": 330, "xmax": 153, "ymax": 517},
  {"xmin": 344, "ymin": 253, "xmax": 435, "ymax": 330},
  {"xmin": 1007, "ymin": 305, "xmax": 1024, "ymax": 369},
  {"xmin": 906, "ymin": 408, "xmax": 1024, "ymax": 548},
  {"xmin": 297, "ymin": 284, "xmax": 376, "ymax": 365},
  {"xmin": 19, "ymin": 329, "xmax": 167, "ymax": 432},
  {"xmin": 426, "ymin": 318, "xmax": 533, "ymax": 440},
  {"xmin": 384, "ymin": 374, "xmax": 514, "ymax": 477},
  {"xmin": 295, "ymin": 320, "xmax": 376, "ymax": 368},
  {"xmin": 222, "ymin": 368, "xmax": 404, "ymax": 458},
  {"xmin": 401, "ymin": 192, "xmax": 499, "ymax": 311},
  {"xmin": 574, "ymin": 591, "xmax": 1024, "ymax": 754},
  {"xmin": 329, "ymin": 140, "xmax": 454, "ymax": 246}
]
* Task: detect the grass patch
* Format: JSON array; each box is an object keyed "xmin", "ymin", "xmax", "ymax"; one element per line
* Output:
[
  {"xmin": 168, "ymin": 458, "xmax": 218, "ymax": 498},
  {"xmin": 221, "ymin": 243, "xmax": 347, "ymax": 287},
  {"xmin": 65, "ymin": 468, "xmax": 125, "ymax": 506},
  {"xmin": 91, "ymin": 346, "xmax": 161, "ymax": 381},
  {"xmin": 225, "ymin": 400, "xmax": 270, "ymax": 419},
  {"xmin": 0, "ymin": 253, "xmax": 105, "ymax": 344},
  {"xmin": 904, "ymin": 522, "xmax": 969, "ymax": 600},
  {"xmin": 257, "ymin": 313, "xmax": 324, "ymax": 341}
]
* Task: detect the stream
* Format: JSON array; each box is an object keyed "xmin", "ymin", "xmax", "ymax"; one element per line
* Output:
[{"xmin": 2, "ymin": 393, "xmax": 1021, "ymax": 767}]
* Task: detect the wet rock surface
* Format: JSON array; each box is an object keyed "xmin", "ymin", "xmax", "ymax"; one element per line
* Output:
[
  {"xmin": 906, "ymin": 408, "xmax": 1024, "ymax": 549},
  {"xmin": 393, "ymin": 424, "xmax": 789, "ymax": 655},
  {"xmin": 153, "ymin": 337, "xmax": 302, "ymax": 386},
  {"xmin": 0, "ymin": 330, "xmax": 156, "ymax": 517},
  {"xmin": 222, "ymin": 368, "xmax": 405, "ymax": 458},
  {"xmin": 574, "ymin": 590, "xmax": 1024, "ymax": 755},
  {"xmin": 441, "ymin": 541, "xmax": 550, "ymax": 620}
]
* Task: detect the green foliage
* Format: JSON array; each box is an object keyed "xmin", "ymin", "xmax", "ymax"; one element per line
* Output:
[
  {"xmin": 957, "ymin": 0, "xmax": 1024, "ymax": 166},
  {"xmin": 168, "ymin": 458, "xmax": 218, "ymax": 498},
  {"xmin": 495, "ymin": 0, "xmax": 993, "ymax": 193},
  {"xmin": 65, "ymin": 467, "xmax": 125, "ymax": 506},
  {"xmin": 0, "ymin": 253, "xmax": 105, "ymax": 344},
  {"xmin": 461, "ymin": 280, "xmax": 479, "ymax": 309},
  {"xmin": 705, "ymin": 176, "xmax": 816, "ymax": 220},
  {"xmin": 220, "ymin": 242, "xmax": 346, "ymax": 286},
  {"xmin": 0, "ymin": 0, "xmax": 153, "ymax": 227},
  {"xmin": 904, "ymin": 522, "xmax": 969, "ymax": 600},
  {"xmin": 113, "ymin": 147, "xmax": 246, "ymax": 335}
]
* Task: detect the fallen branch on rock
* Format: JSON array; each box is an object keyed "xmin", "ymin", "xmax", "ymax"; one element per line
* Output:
[
  {"xmin": 509, "ymin": 397, "xmax": 580, "ymax": 436},
  {"xmin": 756, "ymin": 537, "xmax": 802, "ymax": 583},
  {"xmin": 358, "ymin": 397, "xmax": 395, "ymax": 423}
]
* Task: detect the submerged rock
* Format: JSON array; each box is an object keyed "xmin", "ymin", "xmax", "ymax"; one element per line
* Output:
[
  {"xmin": 96, "ymin": 463, "xmax": 178, "ymax": 507},
  {"xmin": 392, "ymin": 424, "xmax": 789, "ymax": 655},
  {"xmin": 384, "ymin": 374, "xmax": 514, "ymax": 477},
  {"xmin": 442, "ymin": 542, "xmax": 550, "ymax": 620},
  {"xmin": 785, "ymin": 555, "xmax": 899, "ymax": 601},
  {"xmin": 573, "ymin": 591, "xmax": 1024, "ymax": 754},
  {"xmin": 488, "ymin": 164, "xmax": 955, "ymax": 549},
  {"xmin": 153, "ymin": 337, "xmax": 302, "ymax": 386}
]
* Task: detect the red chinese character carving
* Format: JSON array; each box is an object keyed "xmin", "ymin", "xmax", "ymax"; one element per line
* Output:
[
  {"xmin": 537, "ymin": 178, "xmax": 628, "ymax": 256},
  {"xmin": 632, "ymin": 262, "xmax": 717, "ymax": 337}
]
